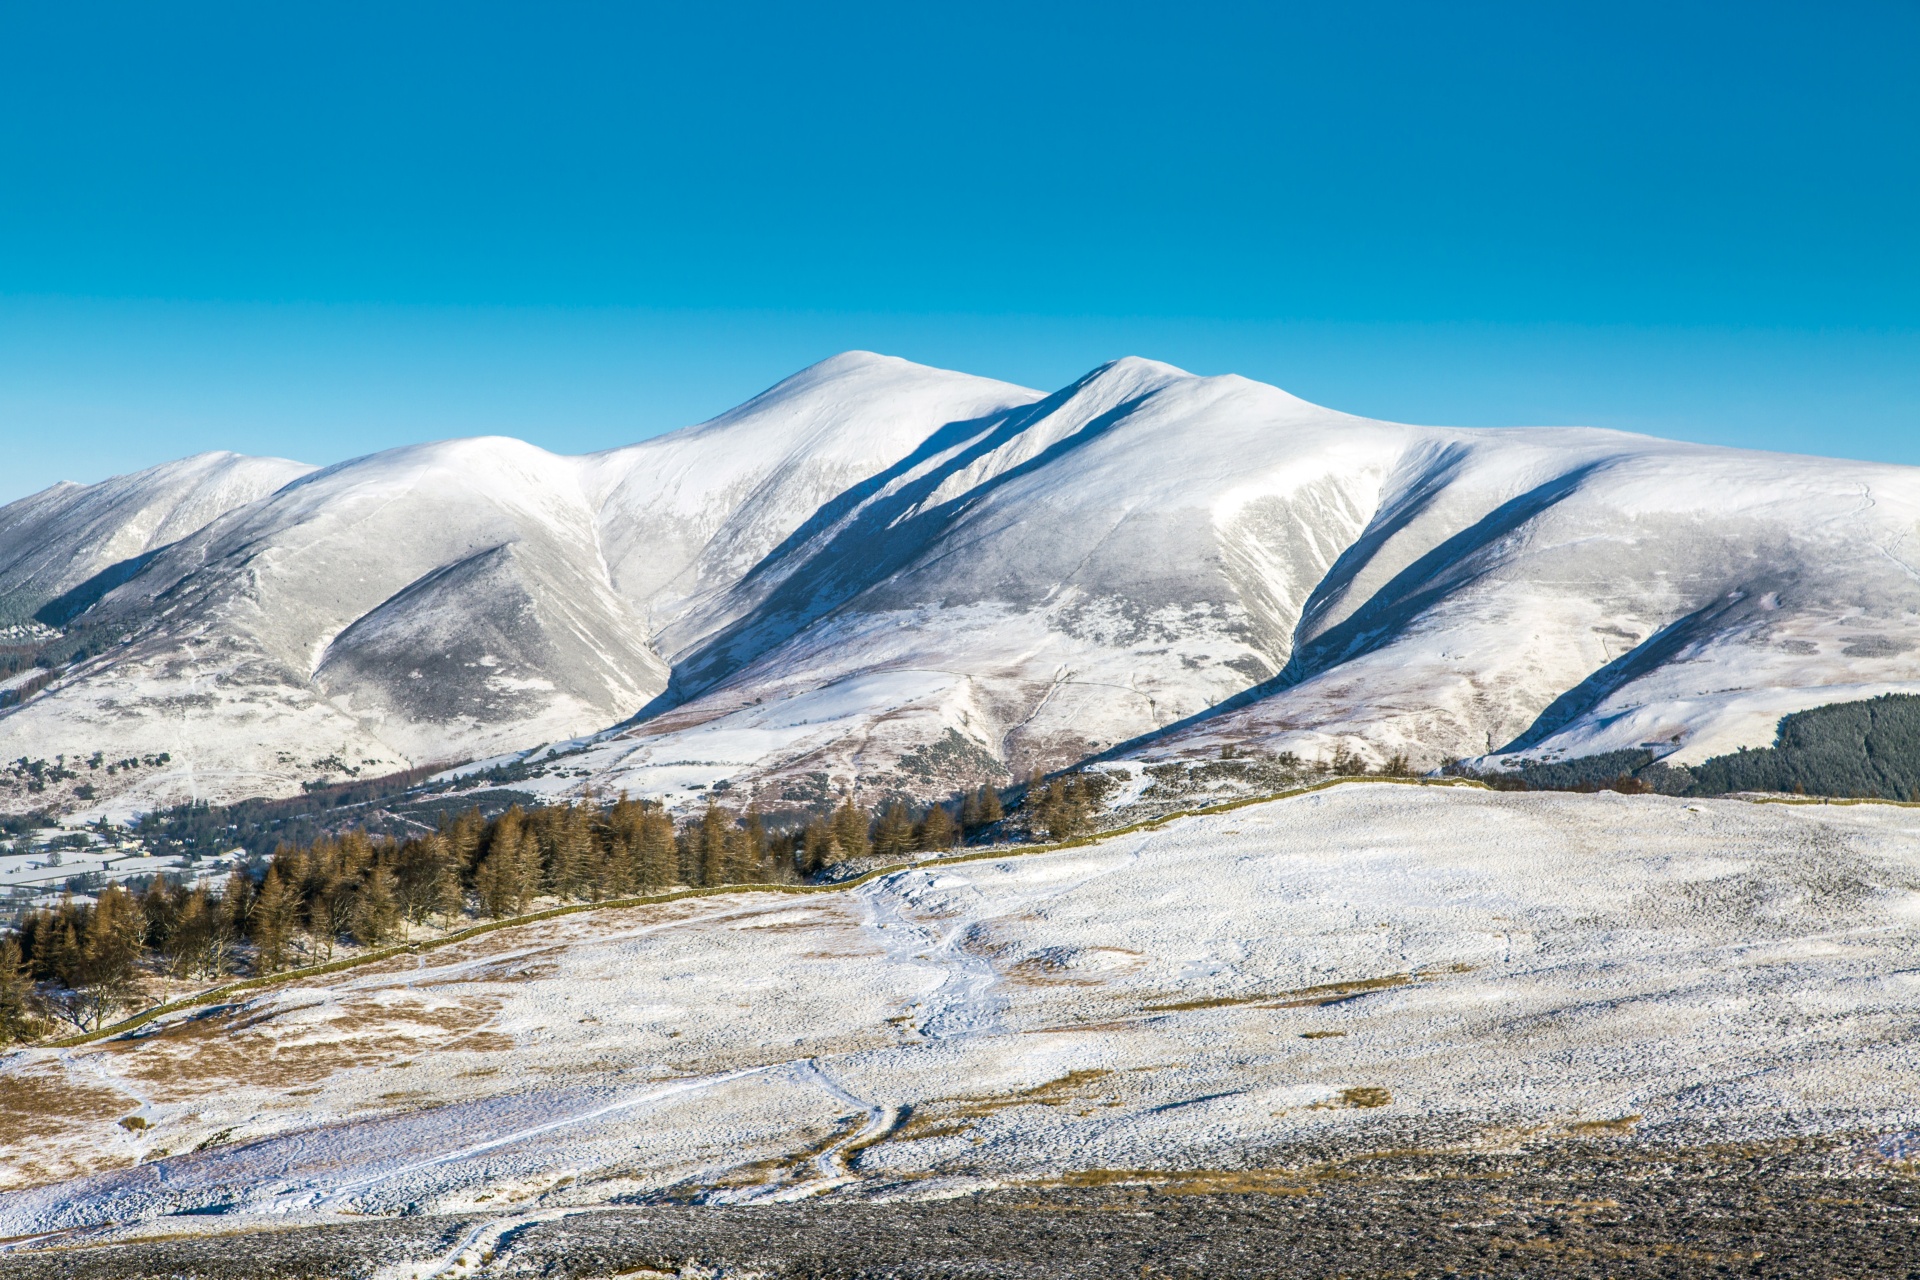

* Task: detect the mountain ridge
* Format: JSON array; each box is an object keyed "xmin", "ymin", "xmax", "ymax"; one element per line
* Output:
[{"xmin": 2, "ymin": 351, "xmax": 1917, "ymax": 820}]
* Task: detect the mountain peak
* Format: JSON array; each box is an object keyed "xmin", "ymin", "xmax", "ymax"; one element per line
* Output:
[{"xmin": 1092, "ymin": 355, "xmax": 1194, "ymax": 381}]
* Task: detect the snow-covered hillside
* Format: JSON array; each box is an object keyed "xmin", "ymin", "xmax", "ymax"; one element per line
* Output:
[
  {"xmin": 560, "ymin": 357, "xmax": 1920, "ymax": 809},
  {"xmin": 4, "ymin": 786, "xmax": 1917, "ymax": 1235},
  {"xmin": 4, "ymin": 351, "xmax": 1919, "ymax": 817},
  {"xmin": 0, "ymin": 452, "xmax": 314, "ymax": 628},
  {"xmin": 0, "ymin": 355, "xmax": 1039, "ymax": 813}
]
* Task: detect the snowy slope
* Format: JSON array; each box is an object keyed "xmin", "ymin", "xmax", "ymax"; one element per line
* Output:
[
  {"xmin": 0, "ymin": 355, "xmax": 1039, "ymax": 813},
  {"xmin": 555, "ymin": 361, "xmax": 1920, "ymax": 809},
  {"xmin": 4, "ymin": 350, "xmax": 1920, "ymax": 817},
  {"xmin": 563, "ymin": 358, "xmax": 1407, "ymax": 807},
  {"xmin": 4, "ymin": 786, "xmax": 1917, "ymax": 1233},
  {"xmin": 0, "ymin": 452, "xmax": 314, "ymax": 627},
  {"xmin": 1128, "ymin": 430, "xmax": 1920, "ymax": 771}
]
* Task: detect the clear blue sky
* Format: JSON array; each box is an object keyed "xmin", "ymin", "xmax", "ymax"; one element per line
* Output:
[{"xmin": 2, "ymin": 1, "xmax": 1915, "ymax": 501}]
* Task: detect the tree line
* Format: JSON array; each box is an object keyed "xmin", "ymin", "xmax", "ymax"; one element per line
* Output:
[{"xmin": 1, "ymin": 786, "xmax": 1009, "ymax": 1040}]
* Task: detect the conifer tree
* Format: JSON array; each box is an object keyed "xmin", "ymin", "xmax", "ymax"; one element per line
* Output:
[
  {"xmin": 430, "ymin": 838, "xmax": 466, "ymax": 925},
  {"xmin": 338, "ymin": 830, "xmax": 375, "ymax": 881},
  {"xmin": 139, "ymin": 879, "xmax": 178, "ymax": 959},
  {"xmin": 511, "ymin": 825, "xmax": 543, "ymax": 909},
  {"xmin": 476, "ymin": 807, "xmax": 541, "ymax": 916},
  {"xmin": 635, "ymin": 802, "xmax": 679, "ymax": 890},
  {"xmin": 223, "ymin": 868, "xmax": 255, "ymax": 936},
  {"xmin": 548, "ymin": 804, "xmax": 594, "ymax": 899},
  {"xmin": 164, "ymin": 884, "xmax": 234, "ymax": 978},
  {"xmin": 32, "ymin": 894, "xmax": 85, "ymax": 988},
  {"xmin": 1029, "ymin": 776, "xmax": 1092, "ymax": 840},
  {"xmin": 473, "ymin": 842, "xmax": 517, "ymax": 919},
  {"xmin": 742, "ymin": 804, "xmax": 769, "ymax": 881},
  {"xmin": 474, "ymin": 817, "xmax": 539, "ymax": 919},
  {"xmin": 391, "ymin": 837, "xmax": 432, "ymax": 924},
  {"xmin": 831, "ymin": 798, "xmax": 870, "ymax": 861},
  {"xmin": 352, "ymin": 863, "xmax": 401, "ymax": 945},
  {"xmin": 250, "ymin": 865, "xmax": 300, "ymax": 973},
  {"xmin": 916, "ymin": 802, "xmax": 957, "ymax": 852},
  {"xmin": 723, "ymin": 822, "xmax": 751, "ymax": 884},
  {"xmin": 308, "ymin": 873, "xmax": 355, "ymax": 961},
  {"xmin": 53, "ymin": 886, "xmax": 146, "ymax": 1030},
  {"xmin": 269, "ymin": 845, "xmax": 309, "ymax": 911},
  {"xmin": 0, "ymin": 937, "xmax": 39, "ymax": 1043},
  {"xmin": 446, "ymin": 807, "xmax": 486, "ymax": 874},
  {"xmin": 872, "ymin": 801, "xmax": 915, "ymax": 858},
  {"xmin": 801, "ymin": 816, "xmax": 834, "ymax": 877},
  {"xmin": 697, "ymin": 805, "xmax": 732, "ymax": 887},
  {"xmin": 598, "ymin": 795, "xmax": 639, "ymax": 896},
  {"xmin": 961, "ymin": 784, "xmax": 1003, "ymax": 833},
  {"xmin": 767, "ymin": 827, "xmax": 800, "ymax": 881}
]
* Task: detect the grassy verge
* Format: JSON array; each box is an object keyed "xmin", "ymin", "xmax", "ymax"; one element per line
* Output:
[{"xmin": 1746, "ymin": 793, "xmax": 1920, "ymax": 809}]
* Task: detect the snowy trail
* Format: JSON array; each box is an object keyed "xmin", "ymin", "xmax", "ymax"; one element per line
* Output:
[
  {"xmin": 706, "ymin": 1058, "xmax": 903, "ymax": 1204},
  {"xmin": 859, "ymin": 868, "xmax": 1007, "ymax": 1041},
  {"xmin": 381, "ymin": 1059, "xmax": 903, "ymax": 1272},
  {"xmin": 0, "ymin": 1047, "xmax": 913, "ymax": 1232},
  {"xmin": 380, "ymin": 1208, "xmax": 586, "ymax": 1280},
  {"xmin": 853, "ymin": 845, "xmax": 1143, "ymax": 1039}
]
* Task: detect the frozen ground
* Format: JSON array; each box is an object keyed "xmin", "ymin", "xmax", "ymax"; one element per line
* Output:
[{"xmin": 4, "ymin": 784, "xmax": 1919, "ymax": 1259}]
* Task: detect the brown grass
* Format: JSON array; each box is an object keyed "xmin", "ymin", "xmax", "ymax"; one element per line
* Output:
[
  {"xmin": 0, "ymin": 1070, "xmax": 133, "ymax": 1144},
  {"xmin": 1567, "ymin": 1114, "xmax": 1641, "ymax": 1134},
  {"xmin": 93, "ymin": 992, "xmax": 512, "ymax": 1097},
  {"xmin": 886, "ymin": 1069, "xmax": 1121, "ymax": 1148},
  {"xmin": 1146, "ymin": 972, "xmax": 1416, "ymax": 1012},
  {"xmin": 1144, "ymin": 964, "xmax": 1476, "ymax": 1014},
  {"xmin": 0, "ymin": 1068, "xmax": 140, "ymax": 1189}
]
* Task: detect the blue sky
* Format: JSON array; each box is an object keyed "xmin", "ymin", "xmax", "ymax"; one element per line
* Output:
[{"xmin": 2, "ymin": 1, "xmax": 1915, "ymax": 501}]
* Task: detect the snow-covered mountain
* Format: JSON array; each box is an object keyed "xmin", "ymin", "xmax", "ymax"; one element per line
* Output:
[
  {"xmin": 4, "ymin": 351, "xmax": 1919, "ymax": 818},
  {"xmin": 0, "ymin": 355, "xmax": 1039, "ymax": 813},
  {"xmin": 556, "ymin": 357, "xmax": 1920, "ymax": 808}
]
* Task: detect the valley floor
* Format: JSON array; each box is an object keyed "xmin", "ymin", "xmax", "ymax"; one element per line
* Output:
[{"xmin": 3, "ymin": 782, "xmax": 1918, "ymax": 1274}]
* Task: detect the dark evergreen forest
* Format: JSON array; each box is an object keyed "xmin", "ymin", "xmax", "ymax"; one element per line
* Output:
[{"xmin": 1467, "ymin": 694, "xmax": 1920, "ymax": 800}]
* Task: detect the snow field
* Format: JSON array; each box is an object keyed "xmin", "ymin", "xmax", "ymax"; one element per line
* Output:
[{"xmin": 3, "ymin": 784, "xmax": 1919, "ymax": 1245}]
